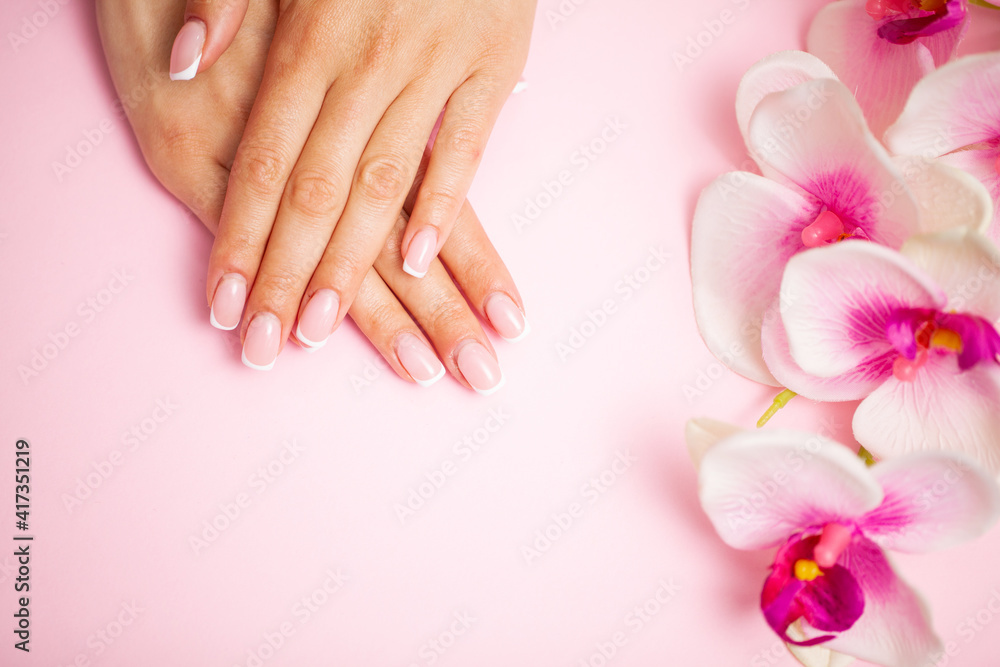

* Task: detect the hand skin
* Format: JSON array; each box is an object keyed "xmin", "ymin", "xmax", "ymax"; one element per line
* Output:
[
  {"xmin": 96, "ymin": 0, "xmax": 528, "ymax": 392},
  {"xmin": 173, "ymin": 0, "xmax": 536, "ymax": 366}
]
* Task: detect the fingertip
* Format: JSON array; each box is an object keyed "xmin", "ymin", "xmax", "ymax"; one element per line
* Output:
[
  {"xmin": 169, "ymin": 18, "xmax": 206, "ymax": 81},
  {"xmin": 402, "ymin": 227, "xmax": 438, "ymax": 279}
]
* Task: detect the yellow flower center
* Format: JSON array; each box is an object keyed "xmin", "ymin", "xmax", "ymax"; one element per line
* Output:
[
  {"xmin": 930, "ymin": 328, "xmax": 963, "ymax": 353},
  {"xmin": 794, "ymin": 559, "xmax": 824, "ymax": 581}
]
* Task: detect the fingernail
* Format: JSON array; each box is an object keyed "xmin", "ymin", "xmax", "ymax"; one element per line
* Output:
[
  {"xmin": 295, "ymin": 289, "xmax": 339, "ymax": 349},
  {"xmin": 395, "ymin": 333, "xmax": 445, "ymax": 387},
  {"xmin": 456, "ymin": 341, "xmax": 504, "ymax": 396},
  {"xmin": 169, "ymin": 19, "xmax": 206, "ymax": 81},
  {"xmin": 242, "ymin": 313, "xmax": 281, "ymax": 371},
  {"xmin": 484, "ymin": 293, "xmax": 530, "ymax": 342},
  {"xmin": 403, "ymin": 228, "xmax": 438, "ymax": 279},
  {"xmin": 210, "ymin": 273, "xmax": 247, "ymax": 331}
]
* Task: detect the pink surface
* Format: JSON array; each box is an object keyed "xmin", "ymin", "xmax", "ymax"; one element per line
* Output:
[{"xmin": 2, "ymin": 1, "xmax": 1000, "ymax": 666}]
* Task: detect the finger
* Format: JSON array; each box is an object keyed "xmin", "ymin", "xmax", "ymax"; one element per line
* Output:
[
  {"xmin": 242, "ymin": 76, "xmax": 408, "ymax": 355},
  {"xmin": 401, "ymin": 77, "xmax": 510, "ymax": 278},
  {"xmin": 299, "ymin": 88, "xmax": 446, "ymax": 344},
  {"xmin": 204, "ymin": 17, "xmax": 334, "ymax": 338},
  {"xmin": 439, "ymin": 200, "xmax": 530, "ymax": 343},
  {"xmin": 374, "ymin": 214, "xmax": 505, "ymax": 396},
  {"xmin": 169, "ymin": 0, "xmax": 250, "ymax": 80},
  {"xmin": 348, "ymin": 269, "xmax": 446, "ymax": 387}
]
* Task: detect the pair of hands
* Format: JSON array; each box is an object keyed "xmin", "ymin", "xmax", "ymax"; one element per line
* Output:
[{"xmin": 95, "ymin": 0, "xmax": 535, "ymax": 393}]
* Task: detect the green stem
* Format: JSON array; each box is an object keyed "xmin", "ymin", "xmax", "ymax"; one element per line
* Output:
[{"xmin": 756, "ymin": 389, "xmax": 797, "ymax": 428}]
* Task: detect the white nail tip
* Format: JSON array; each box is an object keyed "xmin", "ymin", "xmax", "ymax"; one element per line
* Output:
[
  {"xmin": 501, "ymin": 319, "xmax": 532, "ymax": 343},
  {"xmin": 402, "ymin": 260, "xmax": 427, "ymax": 279},
  {"xmin": 414, "ymin": 365, "xmax": 446, "ymax": 388},
  {"xmin": 170, "ymin": 54, "xmax": 201, "ymax": 82},
  {"xmin": 241, "ymin": 349, "xmax": 275, "ymax": 371},
  {"xmin": 209, "ymin": 308, "xmax": 238, "ymax": 331},
  {"xmin": 473, "ymin": 373, "xmax": 506, "ymax": 397},
  {"xmin": 294, "ymin": 323, "xmax": 328, "ymax": 351}
]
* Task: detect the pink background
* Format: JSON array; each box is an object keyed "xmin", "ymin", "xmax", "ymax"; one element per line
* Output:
[{"xmin": 3, "ymin": 1, "xmax": 1000, "ymax": 665}]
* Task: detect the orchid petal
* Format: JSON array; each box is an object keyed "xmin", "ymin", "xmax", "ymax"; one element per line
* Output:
[
  {"xmin": 699, "ymin": 430, "xmax": 883, "ymax": 551},
  {"xmin": 935, "ymin": 148, "xmax": 1000, "ymax": 242},
  {"xmin": 779, "ymin": 243, "xmax": 946, "ymax": 379},
  {"xmin": 748, "ymin": 79, "xmax": 919, "ymax": 249},
  {"xmin": 736, "ymin": 51, "xmax": 838, "ymax": 151},
  {"xmin": 853, "ymin": 355, "xmax": 1000, "ymax": 475},
  {"xmin": 685, "ymin": 418, "xmax": 743, "ymax": 472},
  {"xmin": 902, "ymin": 229, "xmax": 1000, "ymax": 321},
  {"xmin": 858, "ymin": 452, "xmax": 1000, "ymax": 553},
  {"xmin": 810, "ymin": 536, "xmax": 943, "ymax": 667},
  {"xmin": 786, "ymin": 627, "xmax": 859, "ymax": 667},
  {"xmin": 885, "ymin": 52, "xmax": 1000, "ymax": 156},
  {"xmin": 692, "ymin": 172, "xmax": 820, "ymax": 385},
  {"xmin": 762, "ymin": 309, "xmax": 895, "ymax": 401},
  {"xmin": 807, "ymin": 0, "xmax": 945, "ymax": 138},
  {"xmin": 891, "ymin": 156, "xmax": 993, "ymax": 235}
]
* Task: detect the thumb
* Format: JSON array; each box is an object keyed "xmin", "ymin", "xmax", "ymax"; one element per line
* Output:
[{"xmin": 169, "ymin": 0, "xmax": 250, "ymax": 81}]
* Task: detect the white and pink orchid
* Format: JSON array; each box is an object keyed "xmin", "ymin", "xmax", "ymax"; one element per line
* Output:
[
  {"xmin": 691, "ymin": 51, "xmax": 990, "ymax": 386},
  {"xmin": 689, "ymin": 420, "xmax": 1000, "ymax": 667},
  {"xmin": 886, "ymin": 51, "xmax": 1000, "ymax": 239},
  {"xmin": 808, "ymin": 0, "xmax": 969, "ymax": 137},
  {"xmin": 766, "ymin": 229, "xmax": 1000, "ymax": 473}
]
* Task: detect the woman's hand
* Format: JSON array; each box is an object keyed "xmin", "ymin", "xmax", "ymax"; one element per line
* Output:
[
  {"xmin": 96, "ymin": 0, "xmax": 528, "ymax": 393},
  {"xmin": 169, "ymin": 0, "xmax": 536, "ymax": 357}
]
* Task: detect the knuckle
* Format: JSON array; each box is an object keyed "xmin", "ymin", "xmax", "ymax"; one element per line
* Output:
[
  {"xmin": 443, "ymin": 126, "xmax": 486, "ymax": 163},
  {"xmin": 285, "ymin": 168, "xmax": 341, "ymax": 219},
  {"xmin": 357, "ymin": 14, "xmax": 402, "ymax": 72},
  {"xmin": 235, "ymin": 144, "xmax": 287, "ymax": 195},
  {"xmin": 356, "ymin": 154, "xmax": 410, "ymax": 205},
  {"xmin": 423, "ymin": 296, "xmax": 468, "ymax": 334},
  {"xmin": 146, "ymin": 119, "xmax": 207, "ymax": 167}
]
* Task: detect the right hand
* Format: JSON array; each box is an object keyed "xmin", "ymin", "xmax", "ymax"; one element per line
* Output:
[{"xmin": 95, "ymin": 0, "xmax": 528, "ymax": 393}]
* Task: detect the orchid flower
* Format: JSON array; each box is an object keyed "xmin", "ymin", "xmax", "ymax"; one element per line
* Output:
[
  {"xmin": 807, "ymin": 0, "xmax": 969, "ymax": 137},
  {"xmin": 689, "ymin": 419, "xmax": 1000, "ymax": 667},
  {"xmin": 691, "ymin": 51, "xmax": 990, "ymax": 386},
  {"xmin": 886, "ymin": 51, "xmax": 1000, "ymax": 240},
  {"xmin": 765, "ymin": 229, "xmax": 1000, "ymax": 473}
]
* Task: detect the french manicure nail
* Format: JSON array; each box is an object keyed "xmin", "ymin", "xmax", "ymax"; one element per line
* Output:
[
  {"xmin": 242, "ymin": 313, "xmax": 281, "ymax": 371},
  {"xmin": 456, "ymin": 341, "xmax": 504, "ymax": 396},
  {"xmin": 169, "ymin": 19, "xmax": 206, "ymax": 81},
  {"xmin": 395, "ymin": 333, "xmax": 445, "ymax": 387},
  {"xmin": 210, "ymin": 273, "xmax": 247, "ymax": 331},
  {"xmin": 402, "ymin": 228, "xmax": 438, "ymax": 279},
  {"xmin": 484, "ymin": 293, "xmax": 530, "ymax": 342},
  {"xmin": 296, "ymin": 289, "xmax": 339, "ymax": 349}
]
